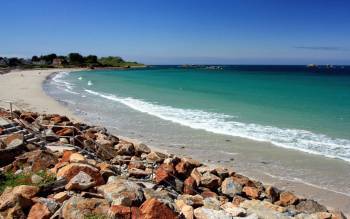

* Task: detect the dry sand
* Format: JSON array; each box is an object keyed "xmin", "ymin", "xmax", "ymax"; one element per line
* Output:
[
  {"xmin": 0, "ymin": 68, "xmax": 82, "ymax": 121},
  {"xmin": 0, "ymin": 68, "xmax": 349, "ymax": 217}
]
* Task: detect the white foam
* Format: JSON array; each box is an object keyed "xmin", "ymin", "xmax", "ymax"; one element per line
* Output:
[
  {"xmin": 87, "ymin": 80, "xmax": 93, "ymax": 86},
  {"xmin": 64, "ymin": 89, "xmax": 80, "ymax": 95},
  {"xmin": 84, "ymin": 89, "xmax": 350, "ymax": 163},
  {"xmin": 51, "ymin": 71, "xmax": 79, "ymax": 95}
]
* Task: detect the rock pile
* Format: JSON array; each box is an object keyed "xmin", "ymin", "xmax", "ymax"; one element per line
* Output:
[{"xmin": 0, "ymin": 108, "xmax": 347, "ymax": 219}]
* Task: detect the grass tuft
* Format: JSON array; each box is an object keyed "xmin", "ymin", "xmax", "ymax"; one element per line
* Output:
[
  {"xmin": 0, "ymin": 170, "xmax": 56, "ymax": 193},
  {"xmin": 85, "ymin": 214, "xmax": 108, "ymax": 219}
]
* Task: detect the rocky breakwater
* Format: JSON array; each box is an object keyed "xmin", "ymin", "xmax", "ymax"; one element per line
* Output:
[{"xmin": 0, "ymin": 108, "xmax": 347, "ymax": 219}]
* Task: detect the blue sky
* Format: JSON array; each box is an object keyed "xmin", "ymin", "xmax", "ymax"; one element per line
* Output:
[{"xmin": 1, "ymin": 0, "xmax": 350, "ymax": 64}]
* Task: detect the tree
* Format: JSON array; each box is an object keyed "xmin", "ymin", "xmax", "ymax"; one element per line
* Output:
[
  {"xmin": 68, "ymin": 53, "xmax": 84, "ymax": 65},
  {"xmin": 31, "ymin": 56, "xmax": 40, "ymax": 62},
  {"xmin": 98, "ymin": 56, "xmax": 126, "ymax": 67},
  {"xmin": 84, "ymin": 55, "xmax": 98, "ymax": 64},
  {"xmin": 39, "ymin": 53, "xmax": 57, "ymax": 64},
  {"xmin": 8, "ymin": 57, "xmax": 21, "ymax": 66},
  {"xmin": 57, "ymin": 55, "xmax": 66, "ymax": 60}
]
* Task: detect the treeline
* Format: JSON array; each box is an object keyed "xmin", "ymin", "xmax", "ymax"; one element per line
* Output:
[{"xmin": 0, "ymin": 53, "xmax": 144, "ymax": 69}]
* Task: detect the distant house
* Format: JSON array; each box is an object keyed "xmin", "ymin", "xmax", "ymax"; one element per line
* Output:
[
  {"xmin": 32, "ymin": 60, "xmax": 47, "ymax": 65},
  {"xmin": 0, "ymin": 59, "xmax": 7, "ymax": 66},
  {"xmin": 52, "ymin": 58, "xmax": 64, "ymax": 66},
  {"xmin": 22, "ymin": 59, "xmax": 32, "ymax": 65}
]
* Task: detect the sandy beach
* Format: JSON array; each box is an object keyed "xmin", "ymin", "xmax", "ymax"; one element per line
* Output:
[
  {"xmin": 0, "ymin": 68, "xmax": 82, "ymax": 121},
  {"xmin": 0, "ymin": 68, "xmax": 349, "ymax": 217}
]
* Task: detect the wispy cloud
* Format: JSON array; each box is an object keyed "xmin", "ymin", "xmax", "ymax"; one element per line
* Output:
[{"xmin": 294, "ymin": 46, "xmax": 348, "ymax": 51}]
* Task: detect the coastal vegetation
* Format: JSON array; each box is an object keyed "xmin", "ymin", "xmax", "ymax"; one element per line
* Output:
[
  {"xmin": 0, "ymin": 53, "xmax": 144, "ymax": 70},
  {"xmin": 98, "ymin": 56, "xmax": 142, "ymax": 68},
  {"xmin": 0, "ymin": 170, "xmax": 56, "ymax": 193}
]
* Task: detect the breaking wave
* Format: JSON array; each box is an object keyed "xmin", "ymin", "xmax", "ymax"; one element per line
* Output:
[
  {"xmin": 84, "ymin": 89, "xmax": 350, "ymax": 163},
  {"xmin": 51, "ymin": 72, "xmax": 80, "ymax": 95}
]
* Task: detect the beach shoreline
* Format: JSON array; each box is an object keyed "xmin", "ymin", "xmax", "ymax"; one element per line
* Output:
[
  {"xmin": 0, "ymin": 68, "xmax": 349, "ymax": 216},
  {"xmin": 0, "ymin": 68, "xmax": 83, "ymax": 121}
]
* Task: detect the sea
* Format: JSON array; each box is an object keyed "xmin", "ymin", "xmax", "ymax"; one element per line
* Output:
[{"xmin": 44, "ymin": 65, "xmax": 350, "ymax": 198}]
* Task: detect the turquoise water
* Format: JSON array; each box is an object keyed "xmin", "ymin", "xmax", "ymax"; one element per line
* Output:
[{"xmin": 50, "ymin": 66, "xmax": 350, "ymax": 162}]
